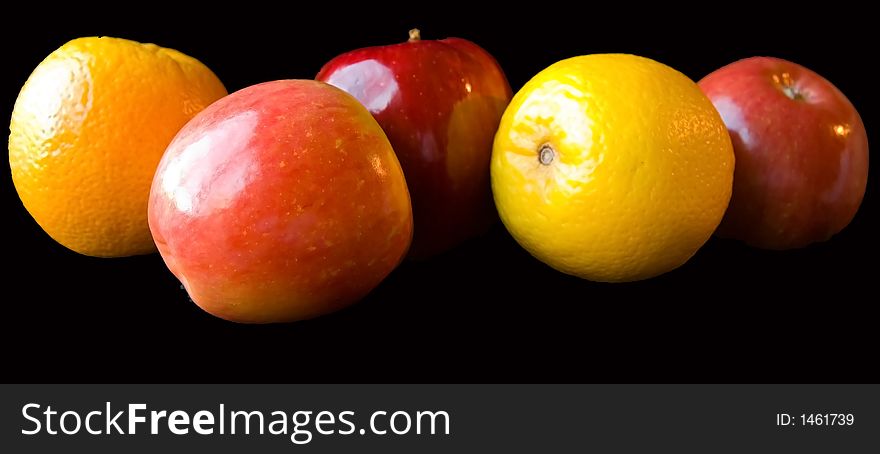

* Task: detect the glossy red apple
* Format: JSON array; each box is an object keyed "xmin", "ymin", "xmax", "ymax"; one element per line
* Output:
[
  {"xmin": 148, "ymin": 80, "xmax": 413, "ymax": 323},
  {"xmin": 699, "ymin": 57, "xmax": 868, "ymax": 249},
  {"xmin": 317, "ymin": 29, "xmax": 512, "ymax": 259}
]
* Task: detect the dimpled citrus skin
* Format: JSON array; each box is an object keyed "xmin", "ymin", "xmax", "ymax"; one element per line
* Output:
[
  {"xmin": 491, "ymin": 54, "xmax": 735, "ymax": 282},
  {"xmin": 9, "ymin": 36, "xmax": 227, "ymax": 257}
]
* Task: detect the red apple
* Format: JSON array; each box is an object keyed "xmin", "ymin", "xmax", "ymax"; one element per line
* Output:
[
  {"xmin": 148, "ymin": 80, "xmax": 413, "ymax": 323},
  {"xmin": 699, "ymin": 57, "xmax": 868, "ymax": 249},
  {"xmin": 317, "ymin": 29, "xmax": 512, "ymax": 259}
]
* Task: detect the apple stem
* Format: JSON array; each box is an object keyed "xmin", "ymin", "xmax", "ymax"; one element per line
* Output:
[{"xmin": 408, "ymin": 28, "xmax": 421, "ymax": 42}]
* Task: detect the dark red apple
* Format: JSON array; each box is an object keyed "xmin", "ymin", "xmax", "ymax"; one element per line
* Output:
[
  {"xmin": 148, "ymin": 80, "xmax": 413, "ymax": 323},
  {"xmin": 317, "ymin": 29, "xmax": 512, "ymax": 259},
  {"xmin": 699, "ymin": 57, "xmax": 868, "ymax": 249}
]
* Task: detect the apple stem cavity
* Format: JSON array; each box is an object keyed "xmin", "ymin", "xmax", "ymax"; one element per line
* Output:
[
  {"xmin": 773, "ymin": 72, "xmax": 807, "ymax": 101},
  {"xmin": 539, "ymin": 144, "xmax": 555, "ymax": 166},
  {"xmin": 408, "ymin": 28, "xmax": 421, "ymax": 42},
  {"xmin": 781, "ymin": 85, "xmax": 806, "ymax": 101}
]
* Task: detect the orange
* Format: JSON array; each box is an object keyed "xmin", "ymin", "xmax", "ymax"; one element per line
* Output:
[
  {"xmin": 9, "ymin": 36, "xmax": 227, "ymax": 257},
  {"xmin": 491, "ymin": 54, "xmax": 734, "ymax": 282}
]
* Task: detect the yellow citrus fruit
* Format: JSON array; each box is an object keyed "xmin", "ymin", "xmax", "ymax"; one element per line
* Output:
[
  {"xmin": 491, "ymin": 54, "xmax": 734, "ymax": 282},
  {"xmin": 9, "ymin": 36, "xmax": 227, "ymax": 257}
]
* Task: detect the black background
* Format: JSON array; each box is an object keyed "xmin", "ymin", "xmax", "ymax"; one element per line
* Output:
[{"xmin": 2, "ymin": 5, "xmax": 876, "ymax": 382}]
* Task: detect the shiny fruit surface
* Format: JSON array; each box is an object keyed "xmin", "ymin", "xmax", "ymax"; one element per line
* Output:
[
  {"xmin": 318, "ymin": 29, "xmax": 511, "ymax": 258},
  {"xmin": 492, "ymin": 54, "xmax": 734, "ymax": 282},
  {"xmin": 9, "ymin": 36, "xmax": 226, "ymax": 257},
  {"xmin": 699, "ymin": 57, "xmax": 868, "ymax": 249},
  {"xmin": 149, "ymin": 80, "xmax": 413, "ymax": 323}
]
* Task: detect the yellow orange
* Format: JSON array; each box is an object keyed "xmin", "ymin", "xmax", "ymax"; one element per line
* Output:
[
  {"xmin": 9, "ymin": 36, "xmax": 227, "ymax": 257},
  {"xmin": 491, "ymin": 54, "xmax": 734, "ymax": 282}
]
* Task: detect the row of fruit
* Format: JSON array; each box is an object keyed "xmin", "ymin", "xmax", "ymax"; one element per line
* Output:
[{"xmin": 9, "ymin": 31, "xmax": 868, "ymax": 323}]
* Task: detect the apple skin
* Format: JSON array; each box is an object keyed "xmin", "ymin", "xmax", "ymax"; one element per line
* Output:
[
  {"xmin": 699, "ymin": 57, "xmax": 868, "ymax": 249},
  {"xmin": 316, "ymin": 30, "xmax": 512, "ymax": 259},
  {"xmin": 148, "ymin": 80, "xmax": 413, "ymax": 323}
]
